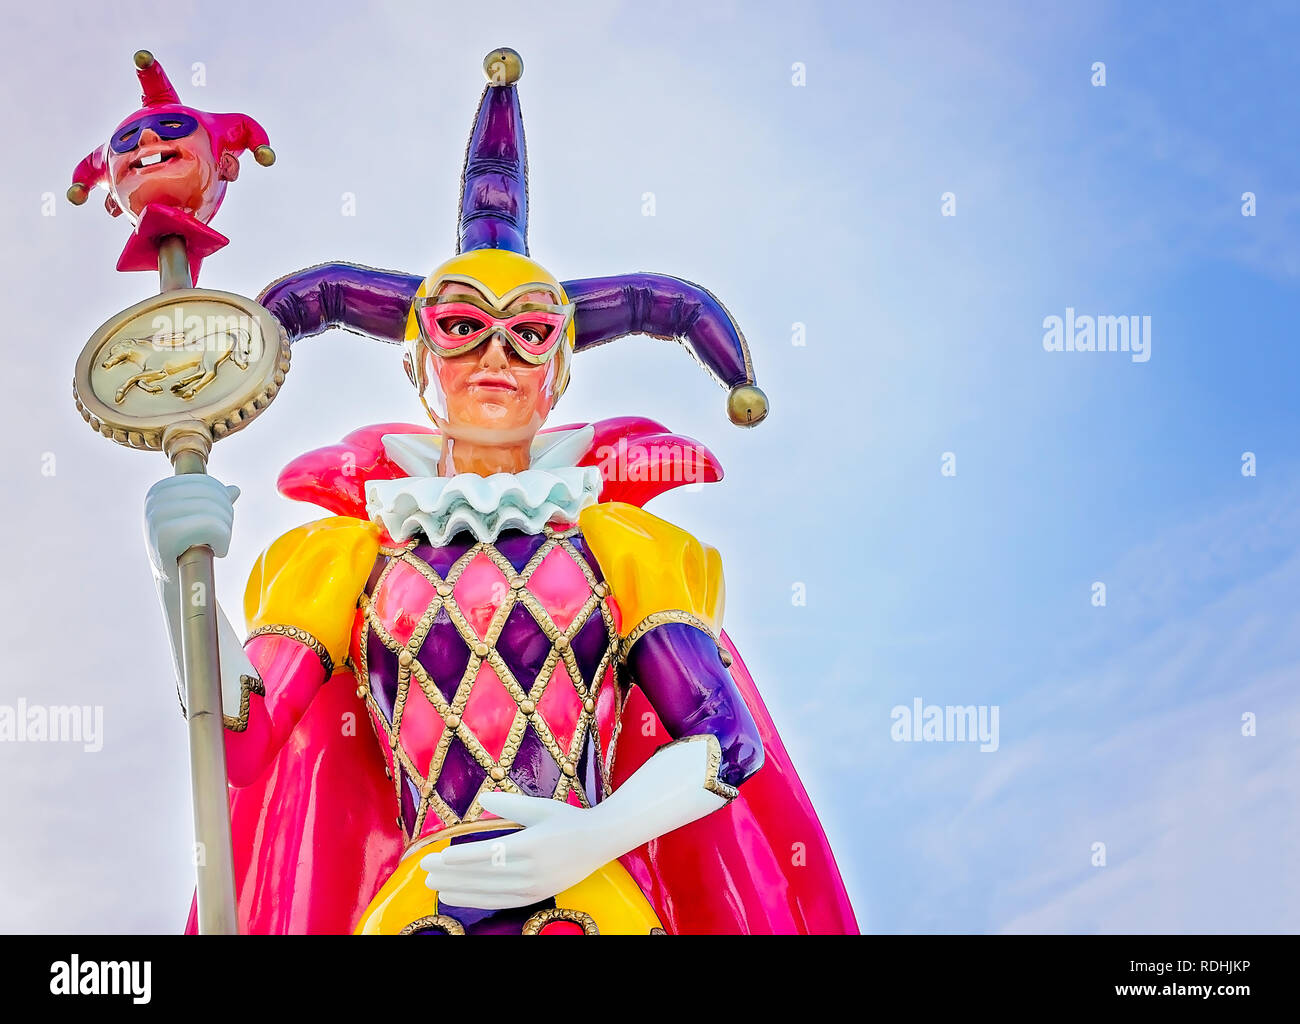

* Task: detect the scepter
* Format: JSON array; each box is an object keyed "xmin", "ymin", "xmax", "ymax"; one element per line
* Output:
[{"xmin": 67, "ymin": 50, "xmax": 286, "ymax": 934}]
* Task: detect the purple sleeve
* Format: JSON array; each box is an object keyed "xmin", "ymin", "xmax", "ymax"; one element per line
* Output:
[
  {"xmin": 257, "ymin": 262, "xmax": 423, "ymax": 344},
  {"xmin": 625, "ymin": 621, "xmax": 764, "ymax": 787}
]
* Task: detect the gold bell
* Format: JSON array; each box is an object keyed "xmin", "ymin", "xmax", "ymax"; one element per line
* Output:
[
  {"xmin": 483, "ymin": 47, "xmax": 524, "ymax": 86},
  {"xmin": 727, "ymin": 384, "xmax": 769, "ymax": 427}
]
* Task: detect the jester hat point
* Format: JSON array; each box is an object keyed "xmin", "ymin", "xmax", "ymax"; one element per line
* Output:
[
  {"xmin": 66, "ymin": 50, "xmax": 275, "ymax": 209},
  {"xmin": 260, "ymin": 47, "xmax": 768, "ymax": 427}
]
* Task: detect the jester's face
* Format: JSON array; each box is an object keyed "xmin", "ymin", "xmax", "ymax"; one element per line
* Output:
[
  {"xmin": 105, "ymin": 110, "xmax": 236, "ymax": 223},
  {"xmin": 405, "ymin": 251, "xmax": 575, "ymax": 446}
]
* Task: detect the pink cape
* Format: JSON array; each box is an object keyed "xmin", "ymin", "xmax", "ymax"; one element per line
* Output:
[{"xmin": 187, "ymin": 417, "xmax": 857, "ymax": 933}]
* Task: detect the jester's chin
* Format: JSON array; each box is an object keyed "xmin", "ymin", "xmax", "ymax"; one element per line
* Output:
[{"xmin": 112, "ymin": 160, "xmax": 216, "ymax": 220}]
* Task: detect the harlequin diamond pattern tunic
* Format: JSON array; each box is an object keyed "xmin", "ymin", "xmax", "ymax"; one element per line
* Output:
[
  {"xmin": 353, "ymin": 524, "xmax": 623, "ymax": 843},
  {"xmin": 215, "ymin": 423, "xmax": 866, "ymax": 935}
]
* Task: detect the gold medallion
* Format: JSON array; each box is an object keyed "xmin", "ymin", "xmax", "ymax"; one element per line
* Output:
[{"xmin": 74, "ymin": 287, "xmax": 290, "ymax": 451}]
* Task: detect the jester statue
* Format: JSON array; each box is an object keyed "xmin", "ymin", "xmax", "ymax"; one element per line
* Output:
[
  {"xmin": 68, "ymin": 49, "xmax": 274, "ymax": 282},
  {"xmin": 142, "ymin": 48, "xmax": 856, "ymax": 935}
]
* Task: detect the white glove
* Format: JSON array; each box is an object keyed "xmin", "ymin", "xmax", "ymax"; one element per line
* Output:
[
  {"xmin": 143, "ymin": 474, "xmax": 240, "ymax": 583},
  {"xmin": 420, "ymin": 736, "xmax": 729, "ymax": 910},
  {"xmin": 142, "ymin": 474, "xmax": 256, "ymax": 717}
]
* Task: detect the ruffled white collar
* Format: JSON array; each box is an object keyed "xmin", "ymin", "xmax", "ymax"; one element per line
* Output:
[{"xmin": 364, "ymin": 426, "xmax": 603, "ymax": 545}]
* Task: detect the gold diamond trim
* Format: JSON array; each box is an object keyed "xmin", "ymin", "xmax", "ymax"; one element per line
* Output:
[{"xmin": 353, "ymin": 528, "xmax": 621, "ymax": 842}]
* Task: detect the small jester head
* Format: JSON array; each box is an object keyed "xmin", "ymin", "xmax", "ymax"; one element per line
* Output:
[{"xmin": 67, "ymin": 50, "xmax": 274, "ymax": 225}]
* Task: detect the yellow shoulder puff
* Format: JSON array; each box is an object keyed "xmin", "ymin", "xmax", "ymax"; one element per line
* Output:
[
  {"xmin": 577, "ymin": 502, "xmax": 725, "ymax": 637},
  {"xmin": 243, "ymin": 517, "xmax": 382, "ymax": 665}
]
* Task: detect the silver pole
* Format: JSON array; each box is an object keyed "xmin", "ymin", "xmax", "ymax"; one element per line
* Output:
[{"xmin": 160, "ymin": 235, "xmax": 240, "ymax": 935}]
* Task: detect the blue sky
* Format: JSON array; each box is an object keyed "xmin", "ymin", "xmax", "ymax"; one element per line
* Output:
[{"xmin": 0, "ymin": 0, "xmax": 1296, "ymax": 932}]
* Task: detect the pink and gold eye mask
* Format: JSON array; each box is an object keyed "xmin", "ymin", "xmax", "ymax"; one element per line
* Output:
[{"xmin": 414, "ymin": 280, "xmax": 574, "ymax": 365}]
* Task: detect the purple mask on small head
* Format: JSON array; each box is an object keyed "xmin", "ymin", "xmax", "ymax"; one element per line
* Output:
[{"xmin": 110, "ymin": 112, "xmax": 200, "ymax": 154}]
